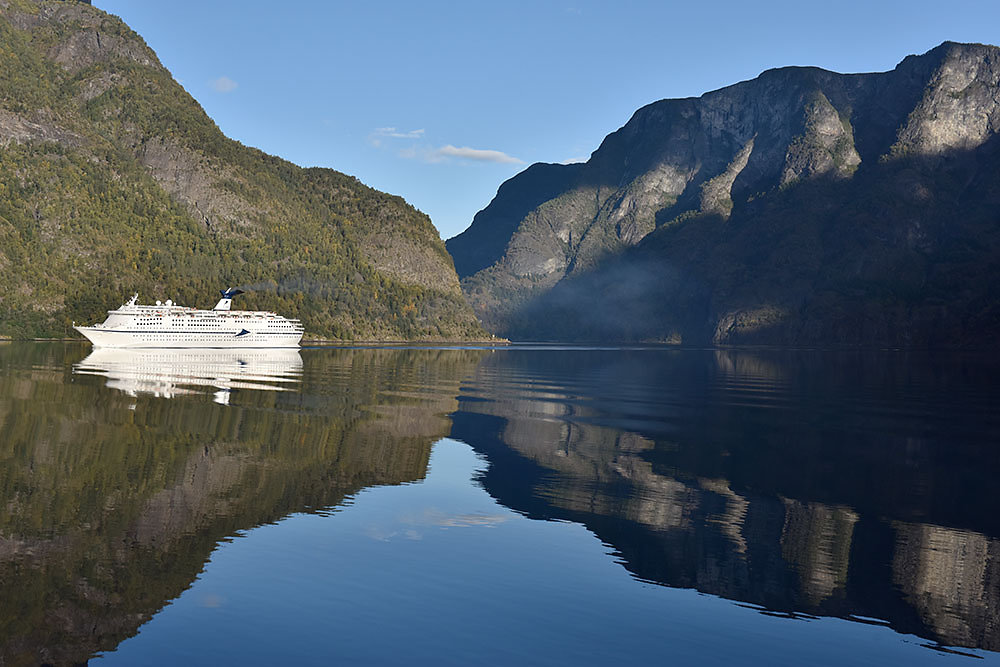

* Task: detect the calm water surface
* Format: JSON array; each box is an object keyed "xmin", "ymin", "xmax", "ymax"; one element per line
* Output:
[{"xmin": 1, "ymin": 343, "xmax": 999, "ymax": 665}]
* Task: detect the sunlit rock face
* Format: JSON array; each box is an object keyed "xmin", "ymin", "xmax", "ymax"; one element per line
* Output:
[
  {"xmin": 448, "ymin": 42, "xmax": 1000, "ymax": 345},
  {"xmin": 779, "ymin": 499, "xmax": 858, "ymax": 605},
  {"xmin": 892, "ymin": 522, "xmax": 1000, "ymax": 652},
  {"xmin": 894, "ymin": 44, "xmax": 1000, "ymax": 155}
]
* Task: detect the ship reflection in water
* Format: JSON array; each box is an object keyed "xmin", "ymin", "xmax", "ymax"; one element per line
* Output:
[
  {"xmin": 73, "ymin": 347, "xmax": 303, "ymax": 404},
  {"xmin": 2, "ymin": 344, "xmax": 999, "ymax": 664}
]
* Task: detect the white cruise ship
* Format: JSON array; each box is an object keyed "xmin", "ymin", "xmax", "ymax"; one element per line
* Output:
[{"xmin": 74, "ymin": 289, "xmax": 304, "ymax": 348}]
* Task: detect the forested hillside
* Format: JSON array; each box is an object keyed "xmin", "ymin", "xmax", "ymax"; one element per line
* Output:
[{"xmin": 0, "ymin": 0, "xmax": 485, "ymax": 340}]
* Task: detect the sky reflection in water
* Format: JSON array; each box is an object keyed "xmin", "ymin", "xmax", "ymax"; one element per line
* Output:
[
  {"xmin": 0, "ymin": 343, "xmax": 996, "ymax": 664},
  {"xmin": 101, "ymin": 439, "xmax": 991, "ymax": 666}
]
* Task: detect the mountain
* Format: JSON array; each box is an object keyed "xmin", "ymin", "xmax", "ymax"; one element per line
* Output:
[
  {"xmin": 447, "ymin": 42, "xmax": 1000, "ymax": 345},
  {"xmin": 0, "ymin": 0, "xmax": 485, "ymax": 340}
]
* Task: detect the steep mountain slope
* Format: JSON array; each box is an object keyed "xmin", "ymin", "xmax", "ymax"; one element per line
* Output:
[
  {"xmin": 448, "ymin": 42, "xmax": 1000, "ymax": 345},
  {"xmin": 0, "ymin": 0, "xmax": 485, "ymax": 340}
]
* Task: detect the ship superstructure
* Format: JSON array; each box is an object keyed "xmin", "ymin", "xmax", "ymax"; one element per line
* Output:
[{"xmin": 74, "ymin": 289, "xmax": 304, "ymax": 348}]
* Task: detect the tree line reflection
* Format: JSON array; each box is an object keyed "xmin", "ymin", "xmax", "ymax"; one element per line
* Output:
[
  {"xmin": 0, "ymin": 344, "xmax": 483, "ymax": 665},
  {"xmin": 0, "ymin": 344, "xmax": 997, "ymax": 661}
]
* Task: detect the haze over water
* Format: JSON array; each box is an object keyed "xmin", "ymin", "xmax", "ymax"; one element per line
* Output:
[{"xmin": 1, "ymin": 343, "xmax": 998, "ymax": 665}]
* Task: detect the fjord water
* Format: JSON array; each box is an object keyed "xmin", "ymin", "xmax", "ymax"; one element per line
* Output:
[{"xmin": 2, "ymin": 344, "xmax": 999, "ymax": 665}]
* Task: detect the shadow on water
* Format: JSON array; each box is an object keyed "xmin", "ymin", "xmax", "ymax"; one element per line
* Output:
[{"xmin": 1, "ymin": 343, "xmax": 999, "ymax": 661}]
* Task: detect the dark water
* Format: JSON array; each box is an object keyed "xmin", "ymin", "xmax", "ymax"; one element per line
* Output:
[{"xmin": 1, "ymin": 343, "xmax": 999, "ymax": 665}]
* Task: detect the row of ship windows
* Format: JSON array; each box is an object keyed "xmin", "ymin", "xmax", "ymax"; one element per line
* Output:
[
  {"xmin": 127, "ymin": 327, "xmax": 299, "ymax": 331},
  {"xmin": 130, "ymin": 320, "xmax": 298, "ymax": 324},
  {"xmin": 123, "ymin": 335, "xmax": 268, "ymax": 338},
  {"xmin": 132, "ymin": 321, "xmax": 298, "ymax": 328},
  {"xmin": 119, "ymin": 330, "xmax": 299, "ymax": 335}
]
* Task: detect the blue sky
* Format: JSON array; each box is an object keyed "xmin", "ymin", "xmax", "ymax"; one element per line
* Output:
[{"xmin": 97, "ymin": 0, "xmax": 1000, "ymax": 240}]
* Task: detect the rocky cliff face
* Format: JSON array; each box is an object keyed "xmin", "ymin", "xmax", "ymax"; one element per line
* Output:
[
  {"xmin": 448, "ymin": 42, "xmax": 1000, "ymax": 344},
  {"xmin": 0, "ymin": 0, "xmax": 484, "ymax": 340}
]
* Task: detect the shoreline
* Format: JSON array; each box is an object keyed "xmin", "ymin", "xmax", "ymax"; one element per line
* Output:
[
  {"xmin": 6, "ymin": 338, "xmax": 997, "ymax": 352},
  {"xmin": 3, "ymin": 336, "xmax": 509, "ymax": 345}
]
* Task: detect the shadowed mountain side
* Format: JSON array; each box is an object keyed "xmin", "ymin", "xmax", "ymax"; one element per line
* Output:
[
  {"xmin": 0, "ymin": 1, "xmax": 484, "ymax": 340},
  {"xmin": 448, "ymin": 348, "xmax": 1000, "ymax": 651},
  {"xmin": 505, "ymin": 140, "xmax": 1000, "ymax": 345},
  {"xmin": 447, "ymin": 162, "xmax": 586, "ymax": 278},
  {"xmin": 0, "ymin": 344, "xmax": 485, "ymax": 665},
  {"xmin": 450, "ymin": 42, "xmax": 1000, "ymax": 344}
]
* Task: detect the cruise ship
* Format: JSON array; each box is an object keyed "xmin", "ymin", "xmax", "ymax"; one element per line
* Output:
[{"xmin": 73, "ymin": 289, "xmax": 304, "ymax": 348}]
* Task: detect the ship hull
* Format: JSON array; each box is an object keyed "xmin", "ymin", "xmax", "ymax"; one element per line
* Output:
[{"xmin": 74, "ymin": 326, "xmax": 302, "ymax": 349}]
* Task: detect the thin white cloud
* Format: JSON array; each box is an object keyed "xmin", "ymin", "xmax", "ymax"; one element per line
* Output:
[
  {"xmin": 433, "ymin": 513, "xmax": 509, "ymax": 528},
  {"xmin": 560, "ymin": 155, "xmax": 589, "ymax": 165},
  {"xmin": 373, "ymin": 127, "xmax": 426, "ymax": 139},
  {"xmin": 210, "ymin": 76, "xmax": 238, "ymax": 93},
  {"xmin": 376, "ymin": 132, "xmax": 523, "ymax": 165},
  {"xmin": 433, "ymin": 145, "xmax": 523, "ymax": 164},
  {"xmin": 399, "ymin": 509, "xmax": 510, "ymax": 528}
]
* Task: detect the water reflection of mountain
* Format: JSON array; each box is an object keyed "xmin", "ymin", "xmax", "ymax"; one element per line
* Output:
[
  {"xmin": 0, "ymin": 343, "xmax": 485, "ymax": 666},
  {"xmin": 73, "ymin": 348, "xmax": 304, "ymax": 403},
  {"xmin": 449, "ymin": 349, "xmax": 1000, "ymax": 652},
  {"xmin": 4, "ymin": 344, "xmax": 1000, "ymax": 661}
]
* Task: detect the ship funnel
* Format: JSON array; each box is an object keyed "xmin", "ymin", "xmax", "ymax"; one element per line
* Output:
[{"xmin": 213, "ymin": 287, "xmax": 245, "ymax": 311}]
